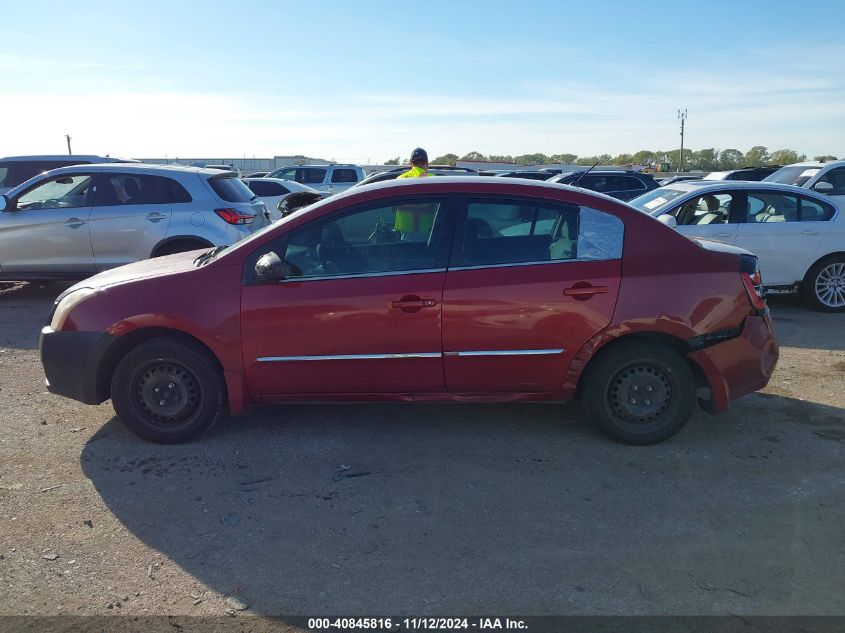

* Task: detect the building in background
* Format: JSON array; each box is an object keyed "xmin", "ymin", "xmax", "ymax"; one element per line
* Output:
[{"xmin": 138, "ymin": 155, "xmax": 331, "ymax": 172}]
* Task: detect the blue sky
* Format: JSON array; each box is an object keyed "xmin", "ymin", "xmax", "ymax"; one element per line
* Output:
[{"xmin": 2, "ymin": 0, "xmax": 843, "ymax": 162}]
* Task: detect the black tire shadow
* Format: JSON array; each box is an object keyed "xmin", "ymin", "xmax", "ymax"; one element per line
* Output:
[{"xmin": 80, "ymin": 394, "xmax": 845, "ymax": 615}]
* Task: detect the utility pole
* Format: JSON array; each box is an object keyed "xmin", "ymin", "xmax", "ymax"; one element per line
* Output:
[
  {"xmin": 65, "ymin": 134, "xmax": 72, "ymax": 155},
  {"xmin": 677, "ymin": 109, "xmax": 687, "ymax": 172}
]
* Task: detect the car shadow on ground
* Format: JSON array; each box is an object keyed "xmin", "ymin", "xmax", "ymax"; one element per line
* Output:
[
  {"xmin": 0, "ymin": 281, "xmax": 74, "ymax": 350},
  {"xmin": 80, "ymin": 395, "xmax": 845, "ymax": 615},
  {"xmin": 767, "ymin": 296, "xmax": 845, "ymax": 351}
]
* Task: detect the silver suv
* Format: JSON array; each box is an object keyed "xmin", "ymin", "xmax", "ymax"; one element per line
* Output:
[
  {"xmin": 0, "ymin": 163, "xmax": 269, "ymax": 280},
  {"xmin": 264, "ymin": 163, "xmax": 365, "ymax": 195}
]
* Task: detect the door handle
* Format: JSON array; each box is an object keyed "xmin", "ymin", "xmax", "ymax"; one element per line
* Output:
[
  {"xmin": 713, "ymin": 232, "xmax": 732, "ymax": 238},
  {"xmin": 390, "ymin": 295, "xmax": 438, "ymax": 312},
  {"xmin": 801, "ymin": 230, "xmax": 820, "ymax": 236},
  {"xmin": 564, "ymin": 284, "xmax": 608, "ymax": 300},
  {"xmin": 145, "ymin": 212, "xmax": 167, "ymax": 222},
  {"xmin": 64, "ymin": 218, "xmax": 86, "ymax": 229}
]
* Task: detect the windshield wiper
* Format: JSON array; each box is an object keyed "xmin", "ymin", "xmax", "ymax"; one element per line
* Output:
[{"xmin": 193, "ymin": 245, "xmax": 227, "ymax": 267}]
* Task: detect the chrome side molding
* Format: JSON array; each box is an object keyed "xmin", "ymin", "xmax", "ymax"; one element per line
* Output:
[{"xmin": 257, "ymin": 349, "xmax": 565, "ymax": 362}]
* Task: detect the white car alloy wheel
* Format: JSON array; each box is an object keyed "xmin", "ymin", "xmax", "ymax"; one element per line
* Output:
[{"xmin": 815, "ymin": 261, "xmax": 845, "ymax": 309}]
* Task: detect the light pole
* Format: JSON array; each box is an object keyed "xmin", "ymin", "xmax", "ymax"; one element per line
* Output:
[{"xmin": 677, "ymin": 109, "xmax": 687, "ymax": 172}]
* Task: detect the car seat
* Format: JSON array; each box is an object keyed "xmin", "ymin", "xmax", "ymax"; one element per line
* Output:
[{"xmin": 695, "ymin": 195, "xmax": 726, "ymax": 225}]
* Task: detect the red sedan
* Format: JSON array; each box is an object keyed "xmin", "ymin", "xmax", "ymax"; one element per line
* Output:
[{"xmin": 40, "ymin": 177, "xmax": 779, "ymax": 444}]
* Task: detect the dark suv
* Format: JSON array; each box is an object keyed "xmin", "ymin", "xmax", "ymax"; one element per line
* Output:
[
  {"xmin": 548, "ymin": 170, "xmax": 659, "ymax": 201},
  {"xmin": 0, "ymin": 155, "xmax": 139, "ymax": 195},
  {"xmin": 703, "ymin": 167, "xmax": 782, "ymax": 182}
]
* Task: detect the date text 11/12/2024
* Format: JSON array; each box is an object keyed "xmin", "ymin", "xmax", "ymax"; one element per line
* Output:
[{"xmin": 306, "ymin": 618, "xmax": 528, "ymax": 630}]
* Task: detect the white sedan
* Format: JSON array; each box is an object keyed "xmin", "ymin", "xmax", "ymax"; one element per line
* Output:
[
  {"xmin": 630, "ymin": 181, "xmax": 845, "ymax": 311},
  {"xmin": 242, "ymin": 178, "xmax": 322, "ymax": 221}
]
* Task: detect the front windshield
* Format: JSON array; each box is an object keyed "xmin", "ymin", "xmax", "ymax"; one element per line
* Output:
[
  {"xmin": 628, "ymin": 187, "xmax": 688, "ymax": 214},
  {"xmin": 763, "ymin": 165, "xmax": 820, "ymax": 186}
]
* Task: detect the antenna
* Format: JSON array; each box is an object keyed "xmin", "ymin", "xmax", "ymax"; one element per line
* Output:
[
  {"xmin": 65, "ymin": 134, "xmax": 72, "ymax": 155},
  {"xmin": 677, "ymin": 109, "xmax": 688, "ymax": 172},
  {"xmin": 569, "ymin": 160, "xmax": 600, "ymax": 188}
]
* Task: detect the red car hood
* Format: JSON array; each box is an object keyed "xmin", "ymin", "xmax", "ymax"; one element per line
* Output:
[{"xmin": 59, "ymin": 250, "xmax": 207, "ymax": 298}]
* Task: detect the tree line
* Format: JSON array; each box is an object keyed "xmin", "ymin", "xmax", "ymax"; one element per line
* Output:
[{"xmin": 384, "ymin": 148, "xmax": 838, "ymax": 171}]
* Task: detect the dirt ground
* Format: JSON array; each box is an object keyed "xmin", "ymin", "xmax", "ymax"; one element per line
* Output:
[{"xmin": 0, "ymin": 281, "xmax": 843, "ymax": 621}]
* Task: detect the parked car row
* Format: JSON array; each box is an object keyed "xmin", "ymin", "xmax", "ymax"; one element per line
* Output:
[{"xmin": 2, "ymin": 150, "xmax": 837, "ymax": 447}]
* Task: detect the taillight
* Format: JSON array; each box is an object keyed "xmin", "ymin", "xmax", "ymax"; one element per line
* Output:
[
  {"xmin": 740, "ymin": 254, "xmax": 767, "ymax": 311},
  {"xmin": 214, "ymin": 208, "xmax": 255, "ymax": 225}
]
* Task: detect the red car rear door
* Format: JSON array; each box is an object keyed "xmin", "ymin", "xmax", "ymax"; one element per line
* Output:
[
  {"xmin": 442, "ymin": 198, "xmax": 623, "ymax": 393},
  {"xmin": 240, "ymin": 196, "xmax": 452, "ymax": 395}
]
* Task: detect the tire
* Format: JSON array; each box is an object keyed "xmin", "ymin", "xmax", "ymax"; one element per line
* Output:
[
  {"xmin": 801, "ymin": 256, "xmax": 845, "ymax": 312},
  {"xmin": 581, "ymin": 341, "xmax": 696, "ymax": 445},
  {"xmin": 111, "ymin": 337, "xmax": 226, "ymax": 443},
  {"xmin": 154, "ymin": 241, "xmax": 209, "ymax": 257}
]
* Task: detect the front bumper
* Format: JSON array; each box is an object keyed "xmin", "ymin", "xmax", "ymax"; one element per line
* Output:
[
  {"xmin": 688, "ymin": 315, "xmax": 779, "ymax": 413},
  {"xmin": 39, "ymin": 327, "xmax": 115, "ymax": 405}
]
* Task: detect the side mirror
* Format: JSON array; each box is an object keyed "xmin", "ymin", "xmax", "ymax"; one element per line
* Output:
[
  {"xmin": 254, "ymin": 251, "xmax": 284, "ymax": 282},
  {"xmin": 812, "ymin": 181, "xmax": 834, "ymax": 194},
  {"xmin": 658, "ymin": 214, "xmax": 678, "ymax": 228},
  {"xmin": 0, "ymin": 195, "xmax": 6, "ymax": 212}
]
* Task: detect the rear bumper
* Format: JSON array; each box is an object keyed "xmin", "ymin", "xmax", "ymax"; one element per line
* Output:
[
  {"xmin": 39, "ymin": 327, "xmax": 115, "ymax": 405},
  {"xmin": 688, "ymin": 315, "xmax": 779, "ymax": 413}
]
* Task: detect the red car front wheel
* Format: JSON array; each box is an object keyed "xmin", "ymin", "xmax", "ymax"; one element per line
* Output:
[{"xmin": 111, "ymin": 337, "xmax": 226, "ymax": 443}]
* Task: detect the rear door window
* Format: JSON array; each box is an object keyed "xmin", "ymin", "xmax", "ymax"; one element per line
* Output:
[
  {"xmin": 746, "ymin": 193, "xmax": 799, "ymax": 223},
  {"xmin": 208, "ymin": 176, "xmax": 255, "ymax": 203},
  {"xmin": 452, "ymin": 200, "xmax": 624, "ymax": 267},
  {"xmin": 617, "ymin": 176, "xmax": 646, "ymax": 192},
  {"xmin": 579, "ymin": 175, "xmax": 610, "ymax": 192},
  {"xmin": 93, "ymin": 174, "xmax": 192, "ymax": 206},
  {"xmin": 331, "ymin": 168, "xmax": 359, "ymax": 183}
]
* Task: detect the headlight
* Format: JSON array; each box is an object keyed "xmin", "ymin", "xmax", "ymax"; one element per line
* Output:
[{"xmin": 50, "ymin": 288, "xmax": 97, "ymax": 331}]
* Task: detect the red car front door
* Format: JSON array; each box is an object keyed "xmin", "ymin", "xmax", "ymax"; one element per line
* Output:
[
  {"xmin": 442, "ymin": 198, "xmax": 623, "ymax": 393},
  {"xmin": 240, "ymin": 196, "xmax": 452, "ymax": 395}
]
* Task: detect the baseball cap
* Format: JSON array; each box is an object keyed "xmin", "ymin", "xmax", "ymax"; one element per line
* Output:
[{"xmin": 410, "ymin": 147, "xmax": 428, "ymax": 163}]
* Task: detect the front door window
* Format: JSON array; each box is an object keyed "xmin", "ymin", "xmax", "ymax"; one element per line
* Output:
[
  {"xmin": 17, "ymin": 174, "xmax": 93, "ymax": 209},
  {"xmin": 283, "ymin": 200, "xmax": 446, "ymax": 278}
]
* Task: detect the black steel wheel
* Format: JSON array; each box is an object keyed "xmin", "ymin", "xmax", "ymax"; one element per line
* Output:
[
  {"xmin": 111, "ymin": 337, "xmax": 225, "ymax": 443},
  {"xmin": 581, "ymin": 341, "xmax": 696, "ymax": 445}
]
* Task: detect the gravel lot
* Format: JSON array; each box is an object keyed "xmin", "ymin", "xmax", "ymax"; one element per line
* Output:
[{"xmin": 0, "ymin": 281, "xmax": 843, "ymax": 619}]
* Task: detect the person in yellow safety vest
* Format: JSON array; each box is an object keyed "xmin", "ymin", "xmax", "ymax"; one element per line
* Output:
[{"xmin": 395, "ymin": 148, "xmax": 435, "ymax": 239}]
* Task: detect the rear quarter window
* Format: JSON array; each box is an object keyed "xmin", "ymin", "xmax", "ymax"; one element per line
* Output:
[
  {"xmin": 207, "ymin": 176, "xmax": 255, "ymax": 203},
  {"xmin": 247, "ymin": 180, "xmax": 289, "ymax": 197}
]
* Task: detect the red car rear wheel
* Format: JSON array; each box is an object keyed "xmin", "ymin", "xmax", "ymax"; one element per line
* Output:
[{"xmin": 581, "ymin": 341, "xmax": 696, "ymax": 445}]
